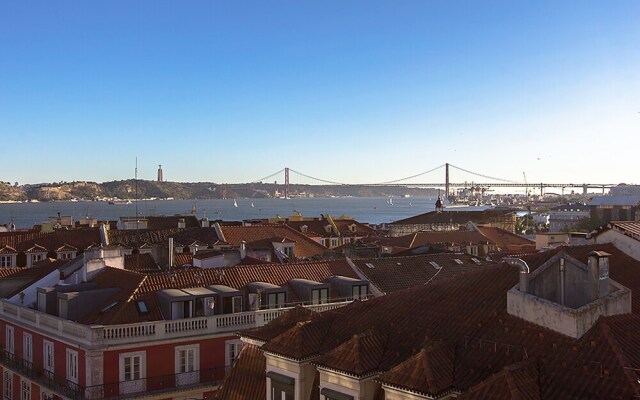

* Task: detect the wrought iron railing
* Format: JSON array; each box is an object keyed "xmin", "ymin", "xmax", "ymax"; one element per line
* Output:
[{"xmin": 0, "ymin": 350, "xmax": 227, "ymax": 399}]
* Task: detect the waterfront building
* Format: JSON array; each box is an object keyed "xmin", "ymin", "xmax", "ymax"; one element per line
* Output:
[
  {"xmin": 388, "ymin": 210, "xmax": 517, "ymax": 237},
  {"xmin": 548, "ymin": 203, "xmax": 590, "ymax": 232}
]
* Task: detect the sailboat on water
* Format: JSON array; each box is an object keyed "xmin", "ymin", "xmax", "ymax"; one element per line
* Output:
[
  {"xmin": 251, "ymin": 202, "xmax": 255, "ymax": 208},
  {"xmin": 233, "ymin": 199, "xmax": 238, "ymax": 208},
  {"xmin": 387, "ymin": 197, "xmax": 394, "ymax": 206}
]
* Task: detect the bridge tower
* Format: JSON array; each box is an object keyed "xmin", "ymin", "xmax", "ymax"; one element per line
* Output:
[
  {"xmin": 284, "ymin": 167, "xmax": 290, "ymax": 199},
  {"xmin": 445, "ymin": 163, "xmax": 450, "ymax": 201}
]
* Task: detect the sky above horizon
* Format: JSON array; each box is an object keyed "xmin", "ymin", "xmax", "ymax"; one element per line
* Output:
[{"xmin": 1, "ymin": 1, "xmax": 639, "ymax": 188}]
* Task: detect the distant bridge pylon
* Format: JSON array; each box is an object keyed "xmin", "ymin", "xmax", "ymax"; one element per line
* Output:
[{"xmin": 251, "ymin": 164, "xmax": 617, "ymax": 196}]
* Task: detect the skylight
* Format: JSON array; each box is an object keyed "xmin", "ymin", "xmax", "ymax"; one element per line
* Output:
[
  {"xmin": 454, "ymin": 259, "xmax": 463, "ymax": 265},
  {"xmin": 365, "ymin": 263, "xmax": 375, "ymax": 269},
  {"xmin": 429, "ymin": 261, "xmax": 441, "ymax": 269},
  {"xmin": 100, "ymin": 301, "xmax": 119, "ymax": 314},
  {"xmin": 136, "ymin": 300, "xmax": 149, "ymax": 314},
  {"xmin": 471, "ymin": 257, "xmax": 482, "ymax": 265}
]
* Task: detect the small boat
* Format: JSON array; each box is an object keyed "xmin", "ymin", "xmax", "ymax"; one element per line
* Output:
[
  {"xmin": 251, "ymin": 202, "xmax": 255, "ymax": 208},
  {"xmin": 233, "ymin": 199, "xmax": 238, "ymax": 208},
  {"xmin": 387, "ymin": 198, "xmax": 394, "ymax": 206},
  {"xmin": 409, "ymin": 202, "xmax": 412, "ymax": 207}
]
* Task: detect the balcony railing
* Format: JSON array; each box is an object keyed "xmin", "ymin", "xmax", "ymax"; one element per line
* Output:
[
  {"xmin": 0, "ymin": 298, "xmax": 355, "ymax": 348},
  {"xmin": 0, "ymin": 349, "xmax": 227, "ymax": 400}
]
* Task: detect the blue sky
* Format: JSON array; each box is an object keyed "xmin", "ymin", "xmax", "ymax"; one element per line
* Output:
[{"xmin": 1, "ymin": 1, "xmax": 639, "ymax": 187}]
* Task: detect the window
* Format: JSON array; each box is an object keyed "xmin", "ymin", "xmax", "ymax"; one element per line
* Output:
[
  {"xmin": 351, "ymin": 285, "xmax": 368, "ymax": 300},
  {"xmin": 311, "ymin": 288, "xmax": 328, "ymax": 305},
  {"xmin": 6, "ymin": 326, "xmax": 14, "ymax": 356},
  {"xmin": 21, "ymin": 379, "xmax": 30, "ymax": 400},
  {"xmin": 321, "ymin": 387, "xmax": 354, "ymax": 400},
  {"xmin": 0, "ymin": 255, "xmax": 12, "ymax": 268},
  {"xmin": 4, "ymin": 371, "xmax": 12, "ymax": 400},
  {"xmin": 175, "ymin": 345, "xmax": 199, "ymax": 386},
  {"xmin": 226, "ymin": 341, "xmax": 243, "ymax": 367},
  {"xmin": 176, "ymin": 347, "xmax": 197, "ymax": 373},
  {"xmin": 119, "ymin": 351, "xmax": 146, "ymax": 394},
  {"xmin": 37, "ymin": 292, "xmax": 47, "ymax": 312},
  {"xmin": 268, "ymin": 372, "xmax": 294, "ymax": 400},
  {"xmin": 123, "ymin": 355, "xmax": 142, "ymax": 381},
  {"xmin": 282, "ymin": 245, "xmax": 294, "ymax": 258},
  {"xmin": 232, "ymin": 296, "xmax": 243, "ymax": 313},
  {"xmin": 41, "ymin": 391, "xmax": 54, "ymax": 400},
  {"xmin": 43, "ymin": 341, "xmax": 54, "ymax": 377},
  {"xmin": 31, "ymin": 254, "xmax": 44, "ymax": 265},
  {"xmin": 330, "ymin": 239, "xmax": 338, "ymax": 248},
  {"xmin": 267, "ymin": 292, "xmax": 286, "ymax": 309},
  {"xmin": 23, "ymin": 333, "xmax": 32, "ymax": 363},
  {"xmin": 66, "ymin": 349, "xmax": 79, "ymax": 384}
]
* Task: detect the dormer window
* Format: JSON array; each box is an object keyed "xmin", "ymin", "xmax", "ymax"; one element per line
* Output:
[
  {"xmin": 349, "ymin": 224, "xmax": 357, "ymax": 233},
  {"xmin": 282, "ymin": 245, "xmax": 294, "ymax": 258},
  {"xmin": 325, "ymin": 225, "xmax": 333, "ymax": 234},
  {"xmin": 300, "ymin": 225, "xmax": 308, "ymax": 233},
  {"xmin": 0, "ymin": 255, "xmax": 13, "ymax": 268}
]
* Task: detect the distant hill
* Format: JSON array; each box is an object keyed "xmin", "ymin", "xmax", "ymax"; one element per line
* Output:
[{"xmin": 0, "ymin": 180, "xmax": 438, "ymax": 201}]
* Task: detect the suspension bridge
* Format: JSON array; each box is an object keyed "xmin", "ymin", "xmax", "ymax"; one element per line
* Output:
[{"xmin": 251, "ymin": 164, "xmax": 617, "ymax": 198}]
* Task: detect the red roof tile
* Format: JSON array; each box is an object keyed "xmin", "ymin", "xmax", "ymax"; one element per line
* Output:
[
  {"xmin": 124, "ymin": 253, "xmax": 161, "ymax": 273},
  {"xmin": 219, "ymin": 224, "xmax": 328, "ymax": 258},
  {"xmin": 351, "ymin": 254, "xmax": 496, "ymax": 294},
  {"xmin": 214, "ymin": 345, "xmax": 265, "ymax": 400}
]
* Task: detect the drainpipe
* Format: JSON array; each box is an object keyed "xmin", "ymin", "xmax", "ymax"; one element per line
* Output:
[
  {"xmin": 560, "ymin": 257, "xmax": 565, "ymax": 306},
  {"xmin": 503, "ymin": 258, "xmax": 530, "ymax": 293}
]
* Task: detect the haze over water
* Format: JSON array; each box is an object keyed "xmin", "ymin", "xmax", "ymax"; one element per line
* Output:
[{"xmin": 0, "ymin": 197, "xmax": 466, "ymax": 228}]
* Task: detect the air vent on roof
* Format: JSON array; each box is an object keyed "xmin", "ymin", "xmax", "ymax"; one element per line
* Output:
[
  {"xmin": 429, "ymin": 261, "xmax": 441, "ymax": 270},
  {"xmin": 365, "ymin": 263, "xmax": 375, "ymax": 269},
  {"xmin": 454, "ymin": 259, "xmax": 463, "ymax": 265},
  {"xmin": 471, "ymin": 257, "xmax": 482, "ymax": 265}
]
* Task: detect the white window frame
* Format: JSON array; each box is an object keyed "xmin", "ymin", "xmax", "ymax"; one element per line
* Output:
[
  {"xmin": 6, "ymin": 325, "xmax": 14, "ymax": 355},
  {"xmin": 0, "ymin": 255, "xmax": 12, "ymax": 268},
  {"xmin": 21, "ymin": 379, "xmax": 31, "ymax": 400},
  {"xmin": 4, "ymin": 371, "xmax": 12, "ymax": 400},
  {"xmin": 119, "ymin": 351, "xmax": 146, "ymax": 395},
  {"xmin": 175, "ymin": 344, "xmax": 199, "ymax": 374},
  {"xmin": 66, "ymin": 349, "xmax": 79, "ymax": 384},
  {"xmin": 23, "ymin": 333, "xmax": 32, "ymax": 363},
  {"xmin": 225, "ymin": 340, "xmax": 244, "ymax": 367},
  {"xmin": 43, "ymin": 340, "xmax": 55, "ymax": 377}
]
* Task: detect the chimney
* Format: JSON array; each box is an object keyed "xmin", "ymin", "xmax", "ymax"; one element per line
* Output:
[
  {"xmin": 240, "ymin": 241, "xmax": 247, "ymax": 260},
  {"xmin": 588, "ymin": 251, "xmax": 610, "ymax": 300},
  {"xmin": 169, "ymin": 238, "xmax": 174, "ymax": 268},
  {"xmin": 503, "ymin": 258, "xmax": 530, "ymax": 293},
  {"xmin": 99, "ymin": 223, "xmax": 110, "ymax": 246}
]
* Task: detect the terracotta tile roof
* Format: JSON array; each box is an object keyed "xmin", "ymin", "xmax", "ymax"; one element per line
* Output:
[
  {"xmin": 124, "ymin": 253, "xmax": 161, "ymax": 273},
  {"xmin": 314, "ymin": 331, "xmax": 390, "ymax": 377},
  {"xmin": 15, "ymin": 228, "xmax": 101, "ymax": 253},
  {"xmin": 599, "ymin": 220, "xmax": 640, "ymax": 239},
  {"xmin": 236, "ymin": 246, "xmax": 640, "ymax": 398},
  {"xmin": 219, "ymin": 225, "xmax": 328, "ymax": 258},
  {"xmin": 378, "ymin": 343, "xmax": 455, "ymax": 397},
  {"xmin": 90, "ymin": 259, "xmax": 359, "ymax": 325},
  {"xmin": 475, "ymin": 225, "xmax": 535, "ymax": 253},
  {"xmin": 284, "ymin": 219, "xmax": 378, "ymax": 238},
  {"xmin": 174, "ymin": 253, "xmax": 193, "ymax": 267},
  {"xmin": 55, "ymin": 243, "xmax": 78, "ymax": 252},
  {"xmin": 0, "ymin": 268, "xmax": 23, "ymax": 279},
  {"xmin": 457, "ymin": 359, "xmax": 540, "ymax": 400},
  {"xmin": 108, "ymin": 228, "xmax": 179, "ymax": 247},
  {"xmin": 214, "ymin": 345, "xmax": 265, "ymax": 400},
  {"xmin": 0, "ymin": 230, "xmax": 48, "ymax": 250},
  {"xmin": 0, "ymin": 245, "xmax": 17, "ymax": 254},
  {"xmin": 25, "ymin": 244, "xmax": 48, "ymax": 253},
  {"xmin": 242, "ymin": 305, "xmax": 319, "ymax": 343},
  {"xmin": 262, "ymin": 319, "xmax": 331, "ymax": 361},
  {"xmin": 390, "ymin": 210, "xmax": 515, "ymax": 226},
  {"xmin": 386, "ymin": 231, "xmax": 490, "ymax": 250},
  {"xmin": 351, "ymin": 254, "xmax": 496, "ymax": 294}
]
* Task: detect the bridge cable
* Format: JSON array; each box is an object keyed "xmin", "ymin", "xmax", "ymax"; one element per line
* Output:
[
  {"xmin": 252, "ymin": 169, "xmax": 285, "ymax": 183},
  {"xmin": 373, "ymin": 164, "xmax": 446, "ymax": 185},
  {"xmin": 288, "ymin": 169, "xmax": 348, "ymax": 186},
  {"xmin": 448, "ymin": 164, "xmax": 520, "ymax": 184}
]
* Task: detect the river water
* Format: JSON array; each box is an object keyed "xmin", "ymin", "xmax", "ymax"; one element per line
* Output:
[{"xmin": 0, "ymin": 197, "xmax": 493, "ymax": 229}]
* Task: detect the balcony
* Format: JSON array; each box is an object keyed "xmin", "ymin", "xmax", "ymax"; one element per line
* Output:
[
  {"xmin": 0, "ymin": 349, "xmax": 227, "ymax": 400},
  {"xmin": 0, "ymin": 298, "xmax": 355, "ymax": 348}
]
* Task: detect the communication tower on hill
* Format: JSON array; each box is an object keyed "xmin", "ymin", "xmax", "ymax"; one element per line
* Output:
[{"xmin": 157, "ymin": 165, "xmax": 164, "ymax": 182}]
